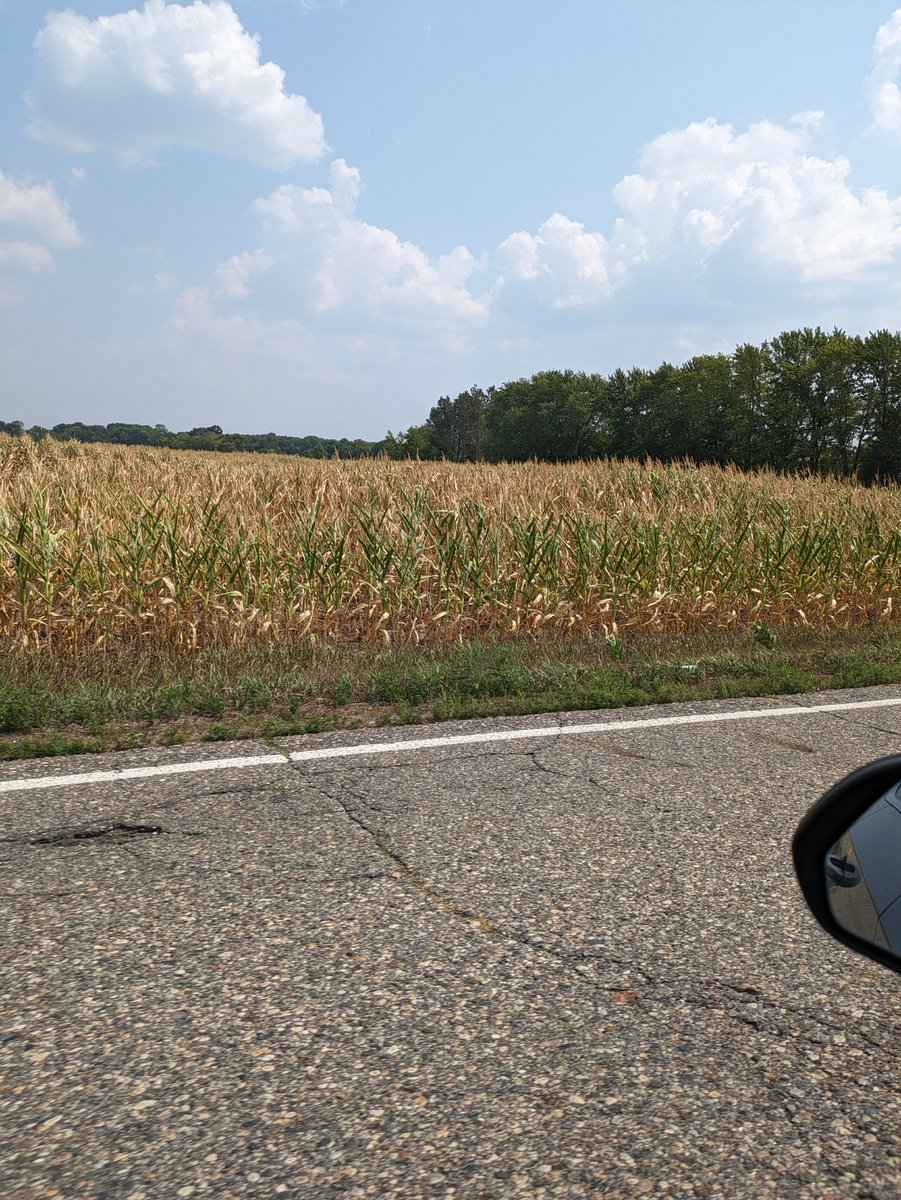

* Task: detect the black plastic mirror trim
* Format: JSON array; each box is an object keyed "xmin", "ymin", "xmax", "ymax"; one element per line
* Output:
[{"xmin": 793, "ymin": 755, "xmax": 901, "ymax": 976}]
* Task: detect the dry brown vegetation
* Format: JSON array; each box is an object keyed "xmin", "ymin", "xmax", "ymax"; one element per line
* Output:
[{"xmin": 2, "ymin": 434, "xmax": 901, "ymax": 658}]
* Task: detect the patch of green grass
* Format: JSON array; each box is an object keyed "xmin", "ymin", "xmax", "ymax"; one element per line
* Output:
[
  {"xmin": 331, "ymin": 674, "xmax": 353, "ymax": 706},
  {"xmin": 0, "ymin": 733, "xmax": 106, "ymax": 761},
  {"xmin": 3, "ymin": 625, "xmax": 901, "ymax": 760},
  {"xmin": 0, "ymin": 682, "xmax": 46, "ymax": 733},
  {"xmin": 146, "ymin": 682, "xmax": 193, "ymax": 721},
  {"xmin": 370, "ymin": 641, "xmax": 533, "ymax": 707},
  {"xmin": 832, "ymin": 650, "xmax": 901, "ymax": 690},
  {"xmin": 205, "ymin": 723, "xmax": 236, "ymax": 741}
]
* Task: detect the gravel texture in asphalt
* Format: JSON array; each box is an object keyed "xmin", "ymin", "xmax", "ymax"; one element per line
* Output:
[{"xmin": 3, "ymin": 687, "xmax": 901, "ymax": 1198}]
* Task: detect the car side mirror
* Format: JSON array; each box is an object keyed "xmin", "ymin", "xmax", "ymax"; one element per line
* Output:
[{"xmin": 793, "ymin": 755, "xmax": 901, "ymax": 976}]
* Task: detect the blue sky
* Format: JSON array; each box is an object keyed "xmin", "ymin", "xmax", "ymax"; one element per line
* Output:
[{"xmin": 4, "ymin": 1, "xmax": 901, "ymax": 438}]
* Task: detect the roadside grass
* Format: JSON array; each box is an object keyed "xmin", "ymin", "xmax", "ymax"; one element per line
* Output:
[{"xmin": 2, "ymin": 626, "xmax": 901, "ymax": 761}]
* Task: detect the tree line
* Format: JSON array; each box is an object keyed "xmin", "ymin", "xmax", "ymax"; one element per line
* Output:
[
  {"xmin": 383, "ymin": 328, "xmax": 901, "ymax": 482},
  {"xmin": 6, "ymin": 326, "xmax": 901, "ymax": 480},
  {"xmin": 0, "ymin": 421, "xmax": 382, "ymax": 460}
]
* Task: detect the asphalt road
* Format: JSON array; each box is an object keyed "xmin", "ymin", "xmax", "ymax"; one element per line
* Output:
[{"xmin": 4, "ymin": 686, "xmax": 901, "ymax": 1199}]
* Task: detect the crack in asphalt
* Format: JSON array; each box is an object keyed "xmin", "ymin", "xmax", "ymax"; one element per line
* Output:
[
  {"xmin": 732, "ymin": 1035, "xmax": 901, "ymax": 1150},
  {"xmin": 527, "ymin": 751, "xmax": 680, "ymax": 813},
  {"xmin": 525, "ymin": 748, "xmax": 689, "ymax": 793},
  {"xmin": 662, "ymin": 978, "xmax": 901, "ymax": 1069},
  {"xmin": 2, "ymin": 823, "xmax": 167, "ymax": 847},
  {"xmin": 598, "ymin": 740, "xmax": 696, "ymax": 769},
  {"xmin": 294, "ymin": 757, "xmax": 897, "ymax": 1046},
  {"xmin": 262, "ymin": 738, "xmax": 293, "ymax": 761},
  {"xmin": 525, "ymin": 750, "xmax": 586, "ymax": 785},
  {"xmin": 286, "ymin": 754, "xmax": 901, "ymax": 1056},
  {"xmin": 823, "ymin": 710, "xmax": 901, "ymax": 739},
  {"xmin": 294, "ymin": 736, "xmax": 691, "ymax": 804},
  {"xmin": 303, "ymin": 777, "xmax": 497, "ymax": 933},
  {"xmin": 296, "ymin": 769, "xmax": 651, "ymax": 994},
  {"xmin": 712, "ymin": 981, "xmax": 899, "ymax": 1055}
]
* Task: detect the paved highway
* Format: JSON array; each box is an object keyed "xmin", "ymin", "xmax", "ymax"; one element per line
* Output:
[{"xmin": 4, "ymin": 686, "xmax": 901, "ymax": 1198}]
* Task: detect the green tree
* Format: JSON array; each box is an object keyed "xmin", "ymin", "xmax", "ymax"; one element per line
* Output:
[
  {"xmin": 857, "ymin": 329, "xmax": 901, "ymax": 482},
  {"xmin": 485, "ymin": 370, "xmax": 606, "ymax": 461},
  {"xmin": 425, "ymin": 386, "xmax": 490, "ymax": 461},
  {"xmin": 675, "ymin": 354, "xmax": 737, "ymax": 464},
  {"xmin": 764, "ymin": 328, "xmax": 827, "ymax": 471},
  {"xmin": 817, "ymin": 330, "xmax": 861, "ymax": 477},
  {"xmin": 730, "ymin": 342, "xmax": 772, "ymax": 469},
  {"xmin": 599, "ymin": 367, "xmax": 650, "ymax": 459}
]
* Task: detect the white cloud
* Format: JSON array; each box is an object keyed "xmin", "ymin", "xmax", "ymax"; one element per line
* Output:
[
  {"xmin": 168, "ymin": 111, "xmax": 901, "ymax": 380},
  {"xmin": 612, "ymin": 117, "xmax": 901, "ymax": 286},
  {"xmin": 153, "ymin": 92, "xmax": 901, "ymax": 433},
  {"xmin": 15, "ymin": 9, "xmax": 901, "ymax": 438},
  {"xmin": 0, "ymin": 171, "xmax": 82, "ymax": 246},
  {"xmin": 0, "ymin": 171, "xmax": 82, "ymax": 303},
  {"xmin": 27, "ymin": 1, "xmax": 327, "ymax": 169},
  {"xmin": 790, "ymin": 110, "xmax": 825, "ymax": 130},
  {"xmin": 496, "ymin": 212, "xmax": 619, "ymax": 308},
  {"xmin": 868, "ymin": 9, "xmax": 901, "ymax": 133},
  {"xmin": 0, "ymin": 242, "xmax": 54, "ymax": 274},
  {"xmin": 294, "ymin": 0, "xmax": 347, "ymax": 10},
  {"xmin": 493, "ymin": 116, "xmax": 901, "ymax": 317},
  {"xmin": 212, "ymin": 249, "xmax": 272, "ymax": 298},
  {"xmin": 165, "ymin": 158, "xmax": 490, "ymax": 412},
  {"xmin": 247, "ymin": 159, "xmax": 487, "ymax": 323}
]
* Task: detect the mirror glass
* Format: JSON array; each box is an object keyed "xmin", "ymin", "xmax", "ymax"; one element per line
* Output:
[{"xmin": 826, "ymin": 781, "xmax": 901, "ymax": 952}]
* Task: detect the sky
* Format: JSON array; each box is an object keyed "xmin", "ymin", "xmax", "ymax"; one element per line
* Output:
[{"xmin": 5, "ymin": 2, "xmax": 901, "ymax": 439}]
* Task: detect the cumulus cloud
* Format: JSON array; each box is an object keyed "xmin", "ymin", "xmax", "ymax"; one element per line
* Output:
[
  {"xmin": 212, "ymin": 249, "xmax": 272, "ymax": 299},
  {"xmin": 0, "ymin": 171, "xmax": 82, "ymax": 247},
  {"xmin": 493, "ymin": 115, "xmax": 901, "ymax": 317},
  {"xmin": 165, "ymin": 107, "xmax": 901, "ymax": 407},
  {"xmin": 27, "ymin": 1, "xmax": 327, "ymax": 169},
  {"xmin": 247, "ymin": 159, "xmax": 487, "ymax": 323},
  {"xmin": 612, "ymin": 117, "xmax": 901, "ymax": 286},
  {"xmin": 294, "ymin": 0, "xmax": 348, "ymax": 11},
  {"xmin": 0, "ymin": 241, "xmax": 54, "ymax": 274},
  {"xmin": 167, "ymin": 158, "xmax": 490, "ymax": 398},
  {"xmin": 0, "ymin": 171, "xmax": 82, "ymax": 303},
  {"xmin": 496, "ymin": 213, "xmax": 619, "ymax": 308},
  {"xmin": 868, "ymin": 9, "xmax": 901, "ymax": 133}
]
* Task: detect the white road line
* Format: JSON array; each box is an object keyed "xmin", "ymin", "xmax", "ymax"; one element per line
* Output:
[
  {"xmin": 287, "ymin": 697, "xmax": 901, "ymax": 762},
  {"xmin": 1, "ymin": 696, "xmax": 900, "ymax": 796},
  {"xmin": 0, "ymin": 754, "xmax": 287, "ymax": 796}
]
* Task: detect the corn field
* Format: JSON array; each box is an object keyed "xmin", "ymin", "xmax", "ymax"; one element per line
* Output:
[{"xmin": 2, "ymin": 434, "xmax": 901, "ymax": 657}]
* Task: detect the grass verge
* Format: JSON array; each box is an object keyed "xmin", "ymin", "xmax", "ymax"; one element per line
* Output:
[{"xmin": 1, "ymin": 626, "xmax": 900, "ymax": 761}]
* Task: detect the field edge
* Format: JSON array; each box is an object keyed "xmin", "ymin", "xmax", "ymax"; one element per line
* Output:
[{"xmin": 2, "ymin": 626, "xmax": 901, "ymax": 762}]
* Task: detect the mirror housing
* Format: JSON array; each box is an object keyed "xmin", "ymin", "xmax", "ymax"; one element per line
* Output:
[{"xmin": 793, "ymin": 755, "xmax": 901, "ymax": 976}]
